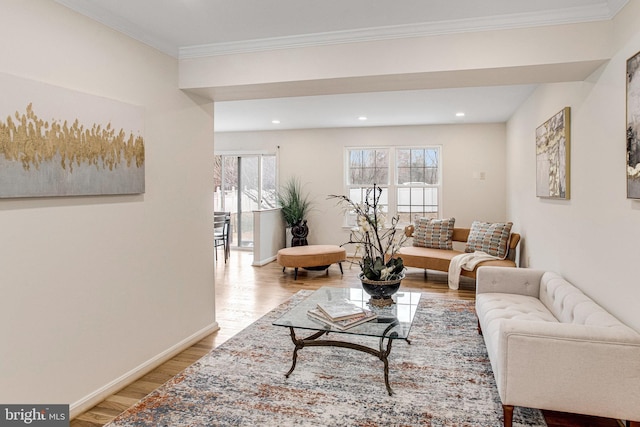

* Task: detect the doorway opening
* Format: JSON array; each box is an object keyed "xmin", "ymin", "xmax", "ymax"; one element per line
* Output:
[{"xmin": 214, "ymin": 154, "xmax": 277, "ymax": 249}]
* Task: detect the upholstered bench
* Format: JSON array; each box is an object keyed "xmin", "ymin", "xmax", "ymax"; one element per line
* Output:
[
  {"xmin": 399, "ymin": 219, "xmax": 520, "ymax": 286},
  {"xmin": 277, "ymin": 245, "xmax": 346, "ymax": 280}
]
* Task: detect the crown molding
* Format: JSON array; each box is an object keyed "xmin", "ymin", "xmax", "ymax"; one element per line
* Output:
[
  {"xmin": 55, "ymin": 0, "xmax": 178, "ymax": 56},
  {"xmin": 56, "ymin": 0, "xmax": 628, "ymax": 60},
  {"xmin": 179, "ymin": 1, "xmax": 628, "ymax": 59},
  {"xmin": 608, "ymin": 0, "xmax": 629, "ymax": 16}
]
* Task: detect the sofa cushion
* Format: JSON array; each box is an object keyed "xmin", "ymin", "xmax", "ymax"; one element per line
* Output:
[
  {"xmin": 412, "ymin": 217, "xmax": 455, "ymax": 249},
  {"xmin": 475, "ymin": 293, "xmax": 559, "ymax": 367},
  {"xmin": 465, "ymin": 221, "xmax": 513, "ymax": 259},
  {"xmin": 476, "ymin": 293, "xmax": 559, "ymax": 328},
  {"xmin": 398, "ymin": 246, "xmax": 462, "ymax": 272},
  {"xmin": 539, "ymin": 272, "xmax": 632, "ymax": 329},
  {"xmin": 397, "ymin": 246, "xmax": 517, "ymax": 279}
]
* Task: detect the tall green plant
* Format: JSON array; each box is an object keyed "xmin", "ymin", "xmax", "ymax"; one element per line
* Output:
[{"xmin": 276, "ymin": 177, "xmax": 311, "ymax": 227}]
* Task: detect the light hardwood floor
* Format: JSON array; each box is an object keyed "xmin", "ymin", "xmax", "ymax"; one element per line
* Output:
[{"xmin": 71, "ymin": 250, "xmax": 622, "ymax": 427}]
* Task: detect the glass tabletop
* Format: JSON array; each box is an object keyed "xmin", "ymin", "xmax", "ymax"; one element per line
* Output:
[{"xmin": 272, "ymin": 287, "xmax": 422, "ymax": 340}]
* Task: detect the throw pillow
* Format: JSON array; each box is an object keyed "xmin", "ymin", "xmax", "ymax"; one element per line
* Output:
[
  {"xmin": 412, "ymin": 217, "xmax": 455, "ymax": 250},
  {"xmin": 465, "ymin": 221, "xmax": 513, "ymax": 259}
]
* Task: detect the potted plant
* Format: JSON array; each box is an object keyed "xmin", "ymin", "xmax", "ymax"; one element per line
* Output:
[
  {"xmin": 276, "ymin": 177, "xmax": 311, "ymax": 247},
  {"xmin": 329, "ymin": 184, "xmax": 408, "ymax": 306}
]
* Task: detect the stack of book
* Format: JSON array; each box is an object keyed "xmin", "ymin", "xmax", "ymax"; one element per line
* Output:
[{"xmin": 307, "ymin": 299, "xmax": 377, "ymax": 330}]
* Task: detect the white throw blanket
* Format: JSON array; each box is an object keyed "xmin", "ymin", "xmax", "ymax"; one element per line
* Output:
[{"xmin": 448, "ymin": 251, "xmax": 500, "ymax": 290}]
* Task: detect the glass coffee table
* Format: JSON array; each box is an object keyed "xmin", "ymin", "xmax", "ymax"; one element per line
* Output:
[{"xmin": 272, "ymin": 286, "xmax": 421, "ymax": 395}]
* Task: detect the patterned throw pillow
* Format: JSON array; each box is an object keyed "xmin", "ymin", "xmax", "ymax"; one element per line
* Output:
[
  {"xmin": 412, "ymin": 217, "xmax": 455, "ymax": 250},
  {"xmin": 465, "ymin": 221, "xmax": 513, "ymax": 259}
]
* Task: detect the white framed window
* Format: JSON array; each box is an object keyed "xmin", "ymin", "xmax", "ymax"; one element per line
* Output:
[
  {"xmin": 345, "ymin": 146, "xmax": 441, "ymax": 226},
  {"xmin": 396, "ymin": 147, "xmax": 441, "ymax": 224},
  {"xmin": 346, "ymin": 149, "xmax": 390, "ymax": 218}
]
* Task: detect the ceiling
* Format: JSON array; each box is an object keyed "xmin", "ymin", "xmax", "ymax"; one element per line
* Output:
[
  {"xmin": 214, "ymin": 85, "xmax": 538, "ymax": 132},
  {"xmin": 55, "ymin": 0, "xmax": 627, "ymax": 132}
]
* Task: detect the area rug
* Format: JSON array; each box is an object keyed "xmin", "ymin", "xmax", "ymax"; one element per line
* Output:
[{"xmin": 106, "ymin": 291, "xmax": 547, "ymax": 427}]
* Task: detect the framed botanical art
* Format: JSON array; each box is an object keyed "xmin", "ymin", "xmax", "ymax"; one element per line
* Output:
[
  {"xmin": 536, "ymin": 107, "xmax": 571, "ymax": 199},
  {"xmin": 627, "ymin": 50, "xmax": 640, "ymax": 199}
]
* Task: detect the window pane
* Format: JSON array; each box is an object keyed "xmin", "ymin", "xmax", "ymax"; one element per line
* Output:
[
  {"xmin": 261, "ymin": 155, "xmax": 276, "ymax": 209},
  {"xmin": 214, "ymin": 155, "xmax": 223, "ymax": 211},
  {"xmin": 374, "ymin": 187, "xmax": 389, "ymax": 213},
  {"xmin": 425, "ymin": 187, "xmax": 438, "ymax": 211},
  {"xmin": 425, "ymin": 148, "xmax": 439, "ymax": 184},
  {"xmin": 362, "ymin": 150, "xmax": 376, "ymax": 167},
  {"xmin": 410, "ymin": 167, "xmax": 424, "ymax": 183},
  {"xmin": 347, "ymin": 186, "xmax": 389, "ymax": 214},
  {"xmin": 397, "ymin": 187, "xmax": 410, "ymax": 212},
  {"xmin": 397, "ymin": 167, "xmax": 411, "ymax": 183},
  {"xmin": 373, "ymin": 166, "xmax": 389, "ymax": 185},
  {"xmin": 410, "ymin": 187, "xmax": 424, "ymax": 204},
  {"xmin": 396, "ymin": 149, "xmax": 410, "ymax": 168},
  {"xmin": 411, "ymin": 149, "xmax": 424, "ymax": 167},
  {"xmin": 348, "ymin": 149, "xmax": 389, "ymax": 185},
  {"xmin": 376, "ymin": 150, "xmax": 388, "ymax": 166},
  {"xmin": 395, "ymin": 147, "xmax": 440, "ymax": 222},
  {"xmin": 397, "ymin": 148, "xmax": 439, "ymax": 185},
  {"xmin": 349, "ymin": 188, "xmax": 363, "ymax": 204},
  {"xmin": 223, "ymin": 156, "xmax": 237, "ymax": 195},
  {"xmin": 349, "ymin": 150, "xmax": 362, "ymax": 168},
  {"xmin": 396, "ymin": 187, "xmax": 439, "ymax": 221}
]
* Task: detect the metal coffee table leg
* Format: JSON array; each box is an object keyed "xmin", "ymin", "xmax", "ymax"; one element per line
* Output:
[
  {"xmin": 284, "ymin": 325, "xmax": 407, "ymax": 395},
  {"xmin": 285, "ymin": 328, "xmax": 327, "ymax": 378}
]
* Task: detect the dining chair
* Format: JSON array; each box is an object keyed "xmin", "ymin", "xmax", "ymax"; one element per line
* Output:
[{"xmin": 214, "ymin": 211, "xmax": 231, "ymax": 263}]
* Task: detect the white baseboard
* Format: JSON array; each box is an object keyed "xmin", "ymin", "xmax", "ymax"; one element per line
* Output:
[
  {"xmin": 70, "ymin": 321, "xmax": 220, "ymax": 419},
  {"xmin": 252, "ymin": 255, "xmax": 277, "ymax": 266}
]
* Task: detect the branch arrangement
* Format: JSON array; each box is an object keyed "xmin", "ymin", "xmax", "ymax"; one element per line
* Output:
[{"xmin": 329, "ymin": 184, "xmax": 407, "ymax": 281}]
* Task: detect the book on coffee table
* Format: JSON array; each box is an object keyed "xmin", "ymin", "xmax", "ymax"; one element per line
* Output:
[
  {"xmin": 316, "ymin": 299, "xmax": 366, "ymax": 321},
  {"xmin": 307, "ymin": 307, "xmax": 377, "ymax": 331}
]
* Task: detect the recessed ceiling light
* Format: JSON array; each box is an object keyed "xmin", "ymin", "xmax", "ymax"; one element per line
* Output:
[
  {"xmin": 456, "ymin": 112, "xmax": 465, "ymax": 117},
  {"xmin": 272, "ymin": 119, "xmax": 281, "ymax": 124},
  {"xmin": 358, "ymin": 116, "xmax": 368, "ymax": 121}
]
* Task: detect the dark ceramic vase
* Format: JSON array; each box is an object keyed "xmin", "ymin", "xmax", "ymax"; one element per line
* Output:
[
  {"xmin": 291, "ymin": 219, "xmax": 309, "ymax": 247},
  {"xmin": 359, "ymin": 273, "xmax": 404, "ymax": 307}
]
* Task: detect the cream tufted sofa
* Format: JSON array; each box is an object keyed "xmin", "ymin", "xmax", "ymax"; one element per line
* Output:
[{"xmin": 475, "ymin": 266, "xmax": 640, "ymax": 427}]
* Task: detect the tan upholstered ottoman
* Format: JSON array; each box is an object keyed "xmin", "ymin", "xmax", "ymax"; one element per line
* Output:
[{"xmin": 277, "ymin": 245, "xmax": 346, "ymax": 280}]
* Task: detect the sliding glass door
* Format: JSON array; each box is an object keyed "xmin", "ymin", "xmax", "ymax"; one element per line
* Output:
[{"xmin": 214, "ymin": 154, "xmax": 276, "ymax": 249}]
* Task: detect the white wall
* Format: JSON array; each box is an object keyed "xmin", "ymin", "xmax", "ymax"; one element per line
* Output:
[
  {"xmin": 215, "ymin": 123, "xmax": 507, "ymax": 249},
  {"xmin": 506, "ymin": 2, "xmax": 640, "ymax": 332},
  {"xmin": 0, "ymin": 0, "xmax": 215, "ymax": 412},
  {"xmin": 252, "ymin": 208, "xmax": 286, "ymax": 266}
]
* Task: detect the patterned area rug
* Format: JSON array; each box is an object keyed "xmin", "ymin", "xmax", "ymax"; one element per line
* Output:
[{"xmin": 106, "ymin": 290, "xmax": 547, "ymax": 427}]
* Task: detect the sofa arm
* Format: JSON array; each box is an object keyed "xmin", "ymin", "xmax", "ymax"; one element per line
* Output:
[
  {"xmin": 496, "ymin": 320, "xmax": 640, "ymax": 421},
  {"xmin": 476, "ymin": 266, "xmax": 544, "ymax": 297}
]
